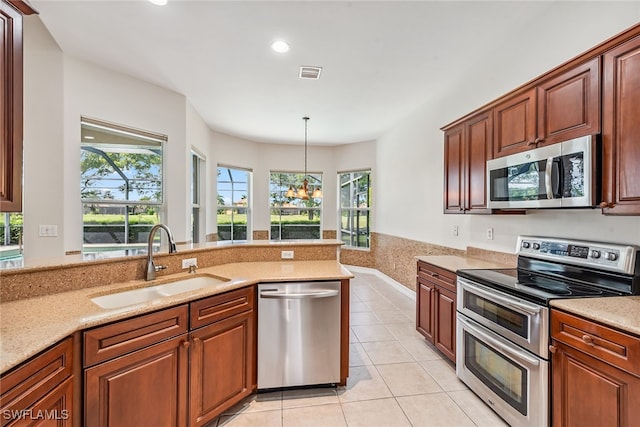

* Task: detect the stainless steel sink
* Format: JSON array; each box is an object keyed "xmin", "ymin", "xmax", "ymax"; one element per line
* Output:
[{"xmin": 90, "ymin": 275, "xmax": 229, "ymax": 309}]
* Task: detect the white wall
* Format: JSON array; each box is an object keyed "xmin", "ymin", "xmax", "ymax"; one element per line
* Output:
[
  {"xmin": 22, "ymin": 15, "xmax": 64, "ymax": 266},
  {"xmin": 375, "ymin": 6, "xmax": 640, "ymax": 253}
]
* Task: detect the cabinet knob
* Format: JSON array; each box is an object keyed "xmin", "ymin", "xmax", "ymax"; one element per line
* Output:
[
  {"xmin": 526, "ymin": 140, "xmax": 537, "ymax": 146},
  {"xmin": 548, "ymin": 345, "xmax": 557, "ymax": 354},
  {"xmin": 582, "ymin": 334, "xmax": 595, "ymax": 346},
  {"xmin": 534, "ymin": 137, "xmax": 544, "ymax": 145},
  {"xmin": 181, "ymin": 340, "xmax": 190, "ymax": 349},
  {"xmin": 599, "ymin": 201, "xmax": 613, "ymax": 209}
]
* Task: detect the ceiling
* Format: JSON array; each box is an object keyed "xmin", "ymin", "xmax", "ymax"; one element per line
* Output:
[{"xmin": 29, "ymin": 1, "xmax": 628, "ymax": 145}]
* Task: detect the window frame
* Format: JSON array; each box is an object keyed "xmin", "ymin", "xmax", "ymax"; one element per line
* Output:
[
  {"xmin": 269, "ymin": 171, "xmax": 323, "ymax": 241},
  {"xmin": 216, "ymin": 165, "xmax": 251, "ymax": 242},
  {"xmin": 339, "ymin": 170, "xmax": 371, "ymax": 249}
]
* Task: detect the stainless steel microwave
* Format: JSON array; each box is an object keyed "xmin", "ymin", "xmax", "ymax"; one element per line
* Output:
[{"xmin": 487, "ymin": 135, "xmax": 600, "ymax": 209}]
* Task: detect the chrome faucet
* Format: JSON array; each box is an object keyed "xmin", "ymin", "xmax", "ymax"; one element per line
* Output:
[{"xmin": 146, "ymin": 224, "xmax": 177, "ymax": 281}]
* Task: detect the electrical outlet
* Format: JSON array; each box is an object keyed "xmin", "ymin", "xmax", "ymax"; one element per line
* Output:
[
  {"xmin": 39, "ymin": 225, "xmax": 58, "ymax": 237},
  {"xmin": 486, "ymin": 227, "xmax": 494, "ymax": 240},
  {"xmin": 453, "ymin": 225, "xmax": 459, "ymax": 237},
  {"xmin": 281, "ymin": 250, "xmax": 294, "ymax": 259},
  {"xmin": 181, "ymin": 258, "xmax": 198, "ymax": 269}
]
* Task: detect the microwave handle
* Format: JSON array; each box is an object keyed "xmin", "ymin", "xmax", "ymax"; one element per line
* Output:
[{"xmin": 545, "ymin": 157, "xmax": 554, "ymax": 200}]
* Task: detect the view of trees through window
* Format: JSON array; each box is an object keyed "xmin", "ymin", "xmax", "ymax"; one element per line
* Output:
[
  {"xmin": 217, "ymin": 166, "xmax": 250, "ymax": 241},
  {"xmin": 270, "ymin": 172, "xmax": 322, "ymax": 240},
  {"xmin": 80, "ymin": 118, "xmax": 165, "ymax": 256},
  {"xmin": 340, "ymin": 171, "xmax": 371, "ymax": 248}
]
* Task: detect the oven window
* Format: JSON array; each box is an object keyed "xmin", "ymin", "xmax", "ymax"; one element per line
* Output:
[
  {"xmin": 464, "ymin": 292, "xmax": 529, "ymax": 339},
  {"xmin": 464, "ymin": 331, "xmax": 528, "ymax": 416}
]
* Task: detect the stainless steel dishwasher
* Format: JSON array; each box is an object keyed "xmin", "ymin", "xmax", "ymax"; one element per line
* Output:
[{"xmin": 257, "ymin": 281, "xmax": 341, "ymax": 389}]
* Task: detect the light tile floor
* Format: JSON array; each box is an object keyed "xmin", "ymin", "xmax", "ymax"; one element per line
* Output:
[{"xmin": 210, "ymin": 270, "xmax": 508, "ymax": 427}]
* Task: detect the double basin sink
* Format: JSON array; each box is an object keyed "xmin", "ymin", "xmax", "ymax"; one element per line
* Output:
[{"xmin": 90, "ymin": 274, "xmax": 230, "ymax": 309}]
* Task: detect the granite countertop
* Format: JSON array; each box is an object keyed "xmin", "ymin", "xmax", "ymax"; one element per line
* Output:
[
  {"xmin": 550, "ymin": 296, "xmax": 640, "ymax": 337},
  {"xmin": 415, "ymin": 255, "xmax": 514, "ymax": 272},
  {"xmin": 0, "ymin": 260, "xmax": 353, "ymax": 374}
]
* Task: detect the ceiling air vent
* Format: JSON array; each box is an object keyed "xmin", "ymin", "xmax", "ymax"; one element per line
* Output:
[{"xmin": 299, "ymin": 66, "xmax": 322, "ymax": 80}]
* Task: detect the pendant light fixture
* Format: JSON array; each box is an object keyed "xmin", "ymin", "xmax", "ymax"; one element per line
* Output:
[{"xmin": 285, "ymin": 116, "xmax": 322, "ymax": 200}]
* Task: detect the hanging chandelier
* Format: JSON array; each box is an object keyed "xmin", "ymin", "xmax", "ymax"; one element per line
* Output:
[{"xmin": 285, "ymin": 117, "xmax": 322, "ymax": 200}]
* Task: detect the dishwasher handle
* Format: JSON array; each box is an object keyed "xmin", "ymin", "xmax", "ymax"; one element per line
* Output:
[{"xmin": 259, "ymin": 289, "xmax": 339, "ymax": 299}]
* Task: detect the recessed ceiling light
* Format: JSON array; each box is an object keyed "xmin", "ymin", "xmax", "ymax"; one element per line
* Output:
[
  {"xmin": 148, "ymin": 0, "xmax": 167, "ymax": 5},
  {"xmin": 271, "ymin": 40, "xmax": 290, "ymax": 53}
]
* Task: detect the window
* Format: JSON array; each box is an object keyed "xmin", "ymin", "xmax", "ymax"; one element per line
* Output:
[
  {"xmin": 217, "ymin": 166, "xmax": 250, "ymax": 242},
  {"xmin": 80, "ymin": 117, "xmax": 166, "ymax": 257},
  {"xmin": 339, "ymin": 170, "xmax": 371, "ymax": 248},
  {"xmin": 0, "ymin": 212, "xmax": 23, "ymax": 269},
  {"xmin": 191, "ymin": 152, "xmax": 204, "ymax": 243},
  {"xmin": 270, "ymin": 172, "xmax": 322, "ymax": 240}
]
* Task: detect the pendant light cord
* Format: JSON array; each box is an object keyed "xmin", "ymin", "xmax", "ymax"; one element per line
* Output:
[{"xmin": 303, "ymin": 116, "xmax": 309, "ymax": 177}]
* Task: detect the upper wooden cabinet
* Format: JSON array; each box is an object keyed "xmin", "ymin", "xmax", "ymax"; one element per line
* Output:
[
  {"xmin": 443, "ymin": 110, "xmax": 492, "ymax": 214},
  {"xmin": 601, "ymin": 35, "xmax": 640, "ymax": 215},
  {"xmin": 493, "ymin": 58, "xmax": 600, "ymax": 158},
  {"xmin": 536, "ymin": 57, "xmax": 600, "ymax": 146},
  {"xmin": 0, "ymin": 1, "xmax": 36, "ymax": 213}
]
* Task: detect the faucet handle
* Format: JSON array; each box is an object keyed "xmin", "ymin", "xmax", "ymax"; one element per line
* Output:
[
  {"xmin": 154, "ymin": 265, "xmax": 168, "ymax": 272},
  {"xmin": 188, "ymin": 264, "xmax": 197, "ymax": 274}
]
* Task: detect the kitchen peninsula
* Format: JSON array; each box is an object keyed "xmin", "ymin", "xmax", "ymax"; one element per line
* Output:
[{"xmin": 0, "ymin": 240, "xmax": 352, "ymax": 426}]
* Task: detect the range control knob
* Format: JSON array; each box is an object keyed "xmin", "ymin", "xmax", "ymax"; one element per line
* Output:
[
  {"xmin": 522, "ymin": 242, "xmax": 531, "ymax": 249},
  {"xmin": 532, "ymin": 243, "xmax": 541, "ymax": 250},
  {"xmin": 605, "ymin": 252, "xmax": 619, "ymax": 262},
  {"xmin": 590, "ymin": 250, "xmax": 601, "ymax": 259}
]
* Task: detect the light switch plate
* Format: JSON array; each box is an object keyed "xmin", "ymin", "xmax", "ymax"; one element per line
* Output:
[
  {"xmin": 182, "ymin": 258, "xmax": 198, "ymax": 269},
  {"xmin": 39, "ymin": 225, "xmax": 58, "ymax": 237}
]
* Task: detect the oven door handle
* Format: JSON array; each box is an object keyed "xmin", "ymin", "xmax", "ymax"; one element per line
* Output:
[
  {"xmin": 458, "ymin": 315, "xmax": 540, "ymax": 366},
  {"xmin": 458, "ymin": 278, "xmax": 541, "ymax": 315}
]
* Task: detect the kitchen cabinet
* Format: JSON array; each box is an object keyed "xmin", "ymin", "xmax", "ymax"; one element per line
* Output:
[
  {"xmin": 0, "ymin": 337, "xmax": 74, "ymax": 427},
  {"xmin": 550, "ymin": 309, "xmax": 640, "ymax": 427},
  {"xmin": 493, "ymin": 58, "xmax": 600, "ymax": 158},
  {"xmin": 443, "ymin": 110, "xmax": 492, "ymax": 214},
  {"xmin": 189, "ymin": 287, "xmax": 256, "ymax": 427},
  {"xmin": 416, "ymin": 261, "xmax": 456, "ymax": 362},
  {"xmin": 0, "ymin": 1, "xmax": 36, "ymax": 212},
  {"xmin": 83, "ymin": 287, "xmax": 256, "ymax": 427},
  {"xmin": 83, "ymin": 305, "xmax": 190, "ymax": 427},
  {"xmin": 601, "ymin": 35, "xmax": 640, "ymax": 215}
]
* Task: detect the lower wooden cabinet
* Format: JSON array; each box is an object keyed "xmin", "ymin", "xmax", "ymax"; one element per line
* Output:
[
  {"xmin": 84, "ymin": 335, "xmax": 189, "ymax": 427},
  {"xmin": 188, "ymin": 287, "xmax": 256, "ymax": 427},
  {"xmin": 0, "ymin": 337, "xmax": 74, "ymax": 427},
  {"xmin": 416, "ymin": 261, "xmax": 457, "ymax": 362},
  {"xmin": 82, "ymin": 288, "xmax": 256, "ymax": 427},
  {"xmin": 550, "ymin": 309, "xmax": 640, "ymax": 427}
]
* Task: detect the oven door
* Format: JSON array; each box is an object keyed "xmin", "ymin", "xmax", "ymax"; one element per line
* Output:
[
  {"xmin": 456, "ymin": 314, "xmax": 549, "ymax": 427},
  {"xmin": 457, "ymin": 277, "xmax": 548, "ymax": 357}
]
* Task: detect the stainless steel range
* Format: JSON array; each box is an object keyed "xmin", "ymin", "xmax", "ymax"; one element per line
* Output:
[{"xmin": 455, "ymin": 236, "xmax": 640, "ymax": 427}]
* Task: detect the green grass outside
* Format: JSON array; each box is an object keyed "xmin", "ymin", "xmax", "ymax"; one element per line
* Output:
[
  {"xmin": 82, "ymin": 214, "xmax": 159, "ymax": 225},
  {"xmin": 217, "ymin": 213, "xmax": 320, "ymax": 225}
]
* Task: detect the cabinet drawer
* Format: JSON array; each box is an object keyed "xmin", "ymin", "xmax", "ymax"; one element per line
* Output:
[
  {"xmin": 0, "ymin": 337, "xmax": 73, "ymax": 422},
  {"xmin": 551, "ymin": 309, "xmax": 640, "ymax": 376},
  {"xmin": 84, "ymin": 304, "xmax": 189, "ymax": 367},
  {"xmin": 190, "ymin": 287, "xmax": 255, "ymax": 330},
  {"xmin": 417, "ymin": 261, "xmax": 456, "ymax": 293}
]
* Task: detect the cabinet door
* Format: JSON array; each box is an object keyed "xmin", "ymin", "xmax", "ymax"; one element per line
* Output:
[
  {"xmin": 443, "ymin": 124, "xmax": 464, "ymax": 213},
  {"xmin": 602, "ymin": 35, "xmax": 640, "ymax": 214},
  {"xmin": 189, "ymin": 311, "xmax": 255, "ymax": 427},
  {"xmin": 493, "ymin": 89, "xmax": 537, "ymax": 158},
  {"xmin": 537, "ymin": 57, "xmax": 600, "ymax": 146},
  {"xmin": 0, "ymin": 1, "xmax": 24, "ymax": 212},
  {"xmin": 416, "ymin": 278, "xmax": 435, "ymax": 342},
  {"xmin": 551, "ymin": 341, "xmax": 640, "ymax": 427},
  {"xmin": 10, "ymin": 377, "xmax": 73, "ymax": 427},
  {"xmin": 434, "ymin": 287, "xmax": 456, "ymax": 363},
  {"xmin": 464, "ymin": 111, "xmax": 492, "ymax": 213},
  {"xmin": 84, "ymin": 335, "xmax": 189, "ymax": 427}
]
